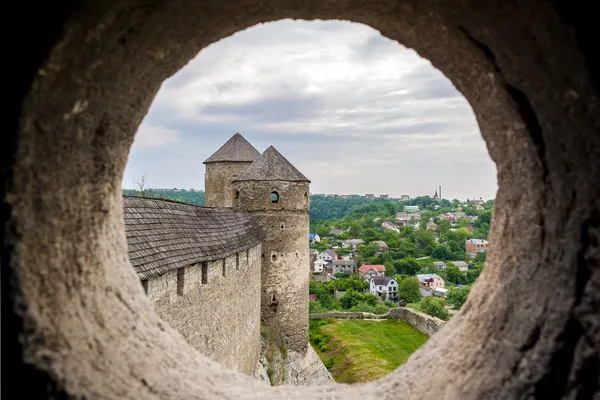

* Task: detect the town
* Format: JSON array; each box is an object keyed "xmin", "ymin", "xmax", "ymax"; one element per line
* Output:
[{"xmin": 307, "ymin": 193, "xmax": 492, "ymax": 321}]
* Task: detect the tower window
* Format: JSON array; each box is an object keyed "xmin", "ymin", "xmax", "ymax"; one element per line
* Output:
[
  {"xmin": 141, "ymin": 280, "xmax": 148, "ymax": 295},
  {"xmin": 201, "ymin": 262, "xmax": 208, "ymax": 284},
  {"xmin": 271, "ymin": 191, "xmax": 279, "ymax": 203},
  {"xmin": 235, "ymin": 190, "xmax": 240, "ymax": 199}
]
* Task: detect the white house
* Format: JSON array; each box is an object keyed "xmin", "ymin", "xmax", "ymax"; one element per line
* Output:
[
  {"xmin": 370, "ymin": 276, "xmax": 399, "ymax": 301},
  {"xmin": 381, "ymin": 221, "xmax": 400, "ymax": 233},
  {"xmin": 309, "ymin": 233, "xmax": 321, "ymax": 244},
  {"xmin": 313, "ymin": 259, "xmax": 328, "ymax": 273},
  {"xmin": 358, "ymin": 264, "xmax": 386, "ymax": 280},
  {"xmin": 317, "ymin": 249, "xmax": 337, "ymax": 262},
  {"xmin": 404, "ymin": 205, "xmax": 419, "ymax": 212}
]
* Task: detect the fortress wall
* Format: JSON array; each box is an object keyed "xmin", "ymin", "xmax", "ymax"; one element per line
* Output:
[{"xmin": 144, "ymin": 244, "xmax": 262, "ymax": 375}]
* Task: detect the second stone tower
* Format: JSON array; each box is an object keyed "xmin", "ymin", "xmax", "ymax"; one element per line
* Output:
[{"xmin": 233, "ymin": 146, "xmax": 310, "ymax": 352}]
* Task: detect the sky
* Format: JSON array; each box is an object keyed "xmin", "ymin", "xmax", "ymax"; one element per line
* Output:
[{"xmin": 123, "ymin": 19, "xmax": 497, "ymax": 201}]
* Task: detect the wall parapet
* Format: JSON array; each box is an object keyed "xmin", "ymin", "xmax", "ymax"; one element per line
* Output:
[{"xmin": 309, "ymin": 308, "xmax": 445, "ymax": 337}]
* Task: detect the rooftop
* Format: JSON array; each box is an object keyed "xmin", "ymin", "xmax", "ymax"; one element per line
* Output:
[
  {"xmin": 417, "ymin": 273, "xmax": 443, "ymax": 283},
  {"xmin": 234, "ymin": 146, "xmax": 310, "ymax": 182},
  {"xmin": 371, "ymin": 276, "xmax": 395, "ymax": 285},
  {"xmin": 359, "ymin": 264, "xmax": 386, "ymax": 273},
  {"xmin": 123, "ymin": 196, "xmax": 262, "ymax": 280},
  {"xmin": 203, "ymin": 133, "xmax": 261, "ymax": 164}
]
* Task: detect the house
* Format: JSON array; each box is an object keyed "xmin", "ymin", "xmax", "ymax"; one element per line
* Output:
[
  {"xmin": 426, "ymin": 218, "xmax": 439, "ymax": 231},
  {"xmin": 440, "ymin": 214, "xmax": 457, "ymax": 221},
  {"xmin": 309, "ymin": 233, "xmax": 321, "ymax": 244},
  {"xmin": 358, "ymin": 264, "xmax": 386, "ymax": 280},
  {"xmin": 317, "ymin": 249, "xmax": 338, "ymax": 262},
  {"xmin": 332, "ymin": 259, "xmax": 356, "ymax": 275},
  {"xmin": 450, "ymin": 260, "xmax": 469, "ymax": 272},
  {"xmin": 472, "ymin": 197, "xmax": 485, "ymax": 205},
  {"xmin": 395, "ymin": 212, "xmax": 412, "ymax": 226},
  {"xmin": 313, "ymin": 259, "xmax": 328, "ymax": 273},
  {"xmin": 417, "ymin": 273, "xmax": 445, "ymax": 297},
  {"xmin": 409, "ymin": 213, "xmax": 422, "ymax": 221},
  {"xmin": 380, "ymin": 194, "xmax": 389, "ymax": 199},
  {"xmin": 370, "ymin": 276, "xmax": 398, "ymax": 301},
  {"xmin": 372, "ymin": 240, "xmax": 389, "ymax": 253},
  {"xmin": 341, "ymin": 254, "xmax": 354, "ymax": 261},
  {"xmin": 381, "ymin": 221, "xmax": 400, "ymax": 233},
  {"xmin": 433, "ymin": 261, "xmax": 447, "ymax": 270},
  {"xmin": 432, "ymin": 287, "xmax": 448, "ymax": 298},
  {"xmin": 401, "ymin": 195, "xmax": 410, "ymax": 201},
  {"xmin": 451, "ymin": 212, "xmax": 467, "ymax": 219},
  {"xmin": 466, "ymin": 239, "xmax": 489, "ymax": 258},
  {"xmin": 329, "ymin": 228, "xmax": 345, "ymax": 236},
  {"xmin": 474, "ymin": 205, "xmax": 485, "ymax": 211},
  {"xmin": 342, "ymin": 239, "xmax": 364, "ymax": 250},
  {"xmin": 309, "ymin": 248, "xmax": 319, "ymax": 257},
  {"xmin": 364, "ymin": 193, "xmax": 375, "ymax": 199},
  {"xmin": 404, "ymin": 205, "xmax": 419, "ymax": 212}
]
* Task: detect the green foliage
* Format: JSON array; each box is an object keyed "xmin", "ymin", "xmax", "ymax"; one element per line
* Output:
[
  {"xmin": 444, "ymin": 265, "xmax": 468, "ymax": 284},
  {"xmin": 123, "ymin": 188, "xmax": 205, "ymax": 206},
  {"xmin": 420, "ymin": 297, "xmax": 450, "ymax": 320},
  {"xmin": 396, "ymin": 277, "xmax": 421, "ymax": 303},
  {"xmin": 339, "ymin": 289, "xmax": 379, "ymax": 309},
  {"xmin": 446, "ymin": 285, "xmax": 471, "ymax": 309},
  {"xmin": 394, "ymin": 258, "xmax": 421, "ymax": 275},
  {"xmin": 323, "ymin": 358, "xmax": 334, "ymax": 370}
]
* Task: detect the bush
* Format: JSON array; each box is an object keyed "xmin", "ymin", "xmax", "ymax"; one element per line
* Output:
[
  {"xmin": 420, "ymin": 297, "xmax": 450, "ymax": 321},
  {"xmin": 323, "ymin": 358, "xmax": 334, "ymax": 370},
  {"xmin": 309, "ymin": 301, "xmax": 327, "ymax": 314},
  {"xmin": 373, "ymin": 303, "xmax": 390, "ymax": 315},
  {"xmin": 446, "ymin": 285, "xmax": 471, "ymax": 309}
]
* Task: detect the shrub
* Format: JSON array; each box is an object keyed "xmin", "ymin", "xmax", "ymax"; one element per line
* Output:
[
  {"xmin": 420, "ymin": 297, "xmax": 450, "ymax": 321},
  {"xmin": 323, "ymin": 358, "xmax": 334, "ymax": 370},
  {"xmin": 446, "ymin": 285, "xmax": 471, "ymax": 309},
  {"xmin": 373, "ymin": 303, "xmax": 390, "ymax": 315}
]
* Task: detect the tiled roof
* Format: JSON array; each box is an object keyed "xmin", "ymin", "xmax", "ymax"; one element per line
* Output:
[
  {"xmin": 332, "ymin": 260, "xmax": 355, "ymax": 266},
  {"xmin": 123, "ymin": 196, "xmax": 262, "ymax": 280},
  {"xmin": 416, "ymin": 274, "xmax": 442, "ymax": 283},
  {"xmin": 358, "ymin": 264, "xmax": 386, "ymax": 273},
  {"xmin": 203, "ymin": 133, "xmax": 261, "ymax": 163},
  {"xmin": 371, "ymin": 276, "xmax": 394, "ymax": 285},
  {"xmin": 234, "ymin": 146, "xmax": 310, "ymax": 182}
]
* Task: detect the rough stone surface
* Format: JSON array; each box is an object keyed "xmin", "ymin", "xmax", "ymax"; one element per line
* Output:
[
  {"xmin": 388, "ymin": 308, "xmax": 445, "ymax": 336},
  {"xmin": 204, "ymin": 162, "xmax": 256, "ymax": 207},
  {"xmin": 4, "ymin": 0, "xmax": 600, "ymax": 398},
  {"xmin": 234, "ymin": 179, "xmax": 311, "ymax": 352},
  {"xmin": 148, "ymin": 246, "xmax": 262, "ymax": 375}
]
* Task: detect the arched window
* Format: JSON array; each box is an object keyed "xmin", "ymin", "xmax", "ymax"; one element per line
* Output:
[{"xmin": 271, "ymin": 191, "xmax": 279, "ymax": 203}]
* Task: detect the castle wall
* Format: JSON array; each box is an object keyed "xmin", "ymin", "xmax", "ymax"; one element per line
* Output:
[
  {"xmin": 234, "ymin": 180, "xmax": 310, "ymax": 352},
  {"xmin": 205, "ymin": 162, "xmax": 253, "ymax": 207},
  {"xmin": 143, "ymin": 244, "xmax": 262, "ymax": 375}
]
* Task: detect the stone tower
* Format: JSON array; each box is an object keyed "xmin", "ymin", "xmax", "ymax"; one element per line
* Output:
[
  {"xmin": 233, "ymin": 146, "xmax": 310, "ymax": 352},
  {"xmin": 203, "ymin": 133, "xmax": 261, "ymax": 207}
]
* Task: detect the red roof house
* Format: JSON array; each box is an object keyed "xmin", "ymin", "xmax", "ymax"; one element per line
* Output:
[{"xmin": 358, "ymin": 264, "xmax": 386, "ymax": 280}]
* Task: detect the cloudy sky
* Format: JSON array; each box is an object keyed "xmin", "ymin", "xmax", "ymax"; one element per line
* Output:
[{"xmin": 123, "ymin": 20, "xmax": 497, "ymax": 200}]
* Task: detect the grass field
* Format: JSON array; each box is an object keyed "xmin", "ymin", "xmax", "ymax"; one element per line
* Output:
[{"xmin": 309, "ymin": 319, "xmax": 428, "ymax": 383}]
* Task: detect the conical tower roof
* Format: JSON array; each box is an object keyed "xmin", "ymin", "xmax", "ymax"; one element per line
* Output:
[
  {"xmin": 234, "ymin": 146, "xmax": 310, "ymax": 183},
  {"xmin": 203, "ymin": 133, "xmax": 261, "ymax": 164}
]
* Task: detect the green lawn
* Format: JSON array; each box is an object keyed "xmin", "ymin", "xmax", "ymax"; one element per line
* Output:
[{"xmin": 310, "ymin": 319, "xmax": 428, "ymax": 383}]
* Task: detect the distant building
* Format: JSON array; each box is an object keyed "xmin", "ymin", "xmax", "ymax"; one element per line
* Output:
[
  {"xmin": 329, "ymin": 228, "xmax": 345, "ymax": 236},
  {"xmin": 417, "ymin": 274, "xmax": 445, "ymax": 297},
  {"xmin": 395, "ymin": 212, "xmax": 412, "ymax": 226},
  {"xmin": 372, "ymin": 240, "xmax": 389, "ymax": 253},
  {"xmin": 313, "ymin": 259, "xmax": 328, "ymax": 273},
  {"xmin": 450, "ymin": 260, "xmax": 469, "ymax": 272},
  {"xmin": 332, "ymin": 259, "xmax": 356, "ymax": 275},
  {"xmin": 364, "ymin": 194, "xmax": 375, "ymax": 199},
  {"xmin": 432, "ymin": 287, "xmax": 448, "ymax": 298},
  {"xmin": 404, "ymin": 205, "xmax": 419, "ymax": 212},
  {"xmin": 440, "ymin": 214, "xmax": 457, "ymax": 221},
  {"xmin": 426, "ymin": 218, "xmax": 439, "ymax": 231},
  {"xmin": 380, "ymin": 194, "xmax": 389, "ymax": 199},
  {"xmin": 433, "ymin": 261, "xmax": 447, "ymax": 270},
  {"xmin": 401, "ymin": 195, "xmax": 410, "ymax": 201},
  {"xmin": 370, "ymin": 276, "xmax": 398, "ymax": 301},
  {"xmin": 466, "ymin": 239, "xmax": 489, "ymax": 258},
  {"xmin": 342, "ymin": 239, "xmax": 364, "ymax": 250},
  {"xmin": 358, "ymin": 264, "xmax": 386, "ymax": 280},
  {"xmin": 381, "ymin": 221, "xmax": 400, "ymax": 233},
  {"xmin": 309, "ymin": 233, "xmax": 321, "ymax": 244}
]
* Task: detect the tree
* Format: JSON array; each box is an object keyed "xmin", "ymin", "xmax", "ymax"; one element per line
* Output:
[
  {"xmin": 395, "ymin": 258, "xmax": 421, "ymax": 276},
  {"xmin": 432, "ymin": 244, "xmax": 453, "ymax": 260},
  {"xmin": 132, "ymin": 174, "xmax": 154, "ymax": 197},
  {"xmin": 446, "ymin": 285, "xmax": 471, "ymax": 309},
  {"xmin": 397, "ymin": 277, "xmax": 421, "ymax": 303},
  {"xmin": 348, "ymin": 222, "xmax": 363, "ymax": 238},
  {"xmin": 438, "ymin": 219, "xmax": 451, "ymax": 234},
  {"xmin": 445, "ymin": 265, "xmax": 467, "ymax": 284},
  {"xmin": 420, "ymin": 297, "xmax": 450, "ymax": 320}
]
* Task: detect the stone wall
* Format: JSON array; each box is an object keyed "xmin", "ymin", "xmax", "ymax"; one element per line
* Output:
[
  {"xmin": 309, "ymin": 309, "xmax": 445, "ymax": 337},
  {"xmin": 309, "ymin": 312, "xmax": 388, "ymax": 320},
  {"xmin": 388, "ymin": 307, "xmax": 445, "ymax": 336},
  {"xmin": 145, "ymin": 244, "xmax": 262, "ymax": 375}
]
